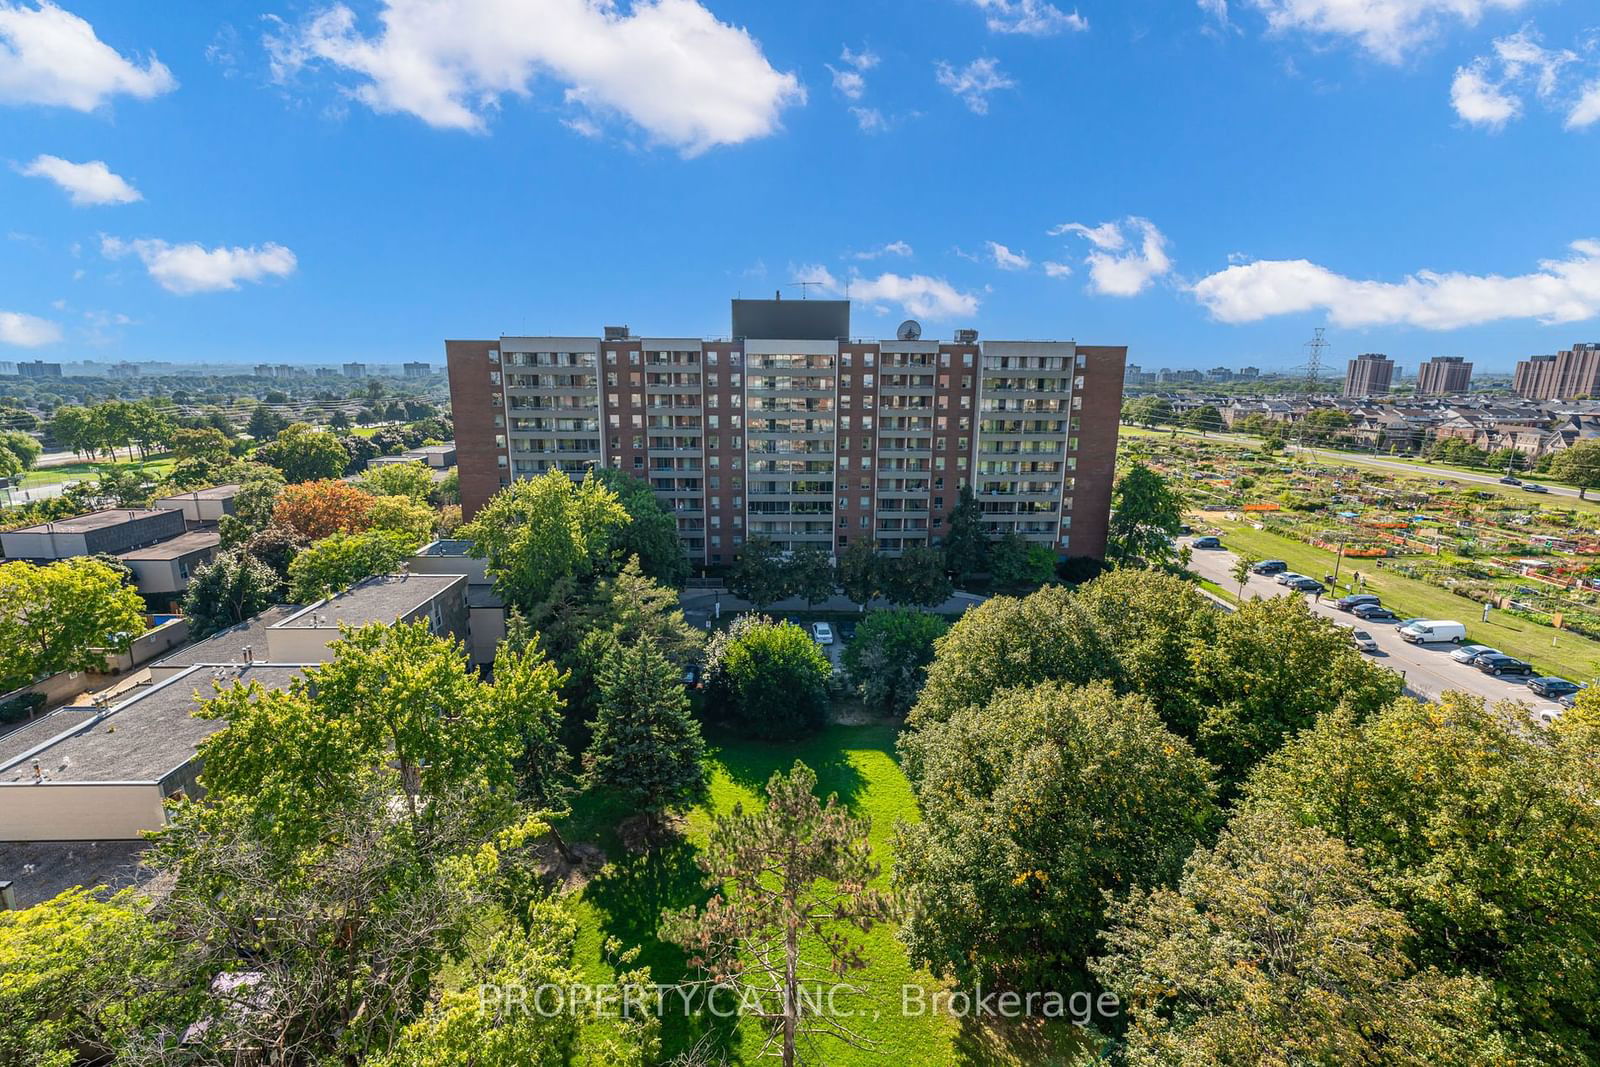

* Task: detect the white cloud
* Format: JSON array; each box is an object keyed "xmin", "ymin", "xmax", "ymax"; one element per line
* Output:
[
  {"xmin": 1191, "ymin": 239, "xmax": 1600, "ymax": 329},
  {"xmin": 17, "ymin": 154, "xmax": 141, "ymax": 205},
  {"xmin": 850, "ymin": 105, "xmax": 887, "ymax": 132},
  {"xmin": 829, "ymin": 66, "xmax": 866, "ymax": 100},
  {"xmin": 0, "ymin": 1, "xmax": 176, "ymax": 110},
  {"xmin": 101, "ymin": 236, "xmax": 298, "ymax": 295},
  {"xmin": 1055, "ymin": 217, "xmax": 1173, "ymax": 295},
  {"xmin": 1237, "ymin": 0, "xmax": 1532, "ymax": 63},
  {"xmin": 851, "ymin": 240, "xmax": 913, "ymax": 260},
  {"xmin": 1452, "ymin": 28, "xmax": 1600, "ymax": 132},
  {"xmin": 0, "ymin": 310, "xmax": 60, "ymax": 346},
  {"xmin": 968, "ymin": 0, "xmax": 1087, "ymax": 36},
  {"xmin": 1451, "ymin": 60, "xmax": 1521, "ymax": 128},
  {"xmin": 1043, "ymin": 260, "xmax": 1073, "ymax": 278},
  {"xmin": 839, "ymin": 45, "xmax": 878, "ymax": 71},
  {"xmin": 987, "ymin": 240, "xmax": 1031, "ymax": 270},
  {"xmin": 266, "ymin": 0, "xmax": 804, "ymax": 156},
  {"xmin": 1198, "ymin": 0, "xmax": 1230, "ymax": 26},
  {"xmin": 1572, "ymin": 80, "xmax": 1600, "ymax": 130},
  {"xmin": 935, "ymin": 56, "xmax": 1015, "ymax": 114},
  {"xmin": 791, "ymin": 263, "xmax": 979, "ymax": 319}
]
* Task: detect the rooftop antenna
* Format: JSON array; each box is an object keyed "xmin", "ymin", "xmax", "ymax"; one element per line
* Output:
[{"xmin": 787, "ymin": 281, "xmax": 824, "ymax": 300}]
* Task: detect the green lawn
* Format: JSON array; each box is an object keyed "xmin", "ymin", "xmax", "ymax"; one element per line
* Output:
[
  {"xmin": 20, "ymin": 454, "xmax": 178, "ymax": 490},
  {"xmin": 563, "ymin": 724, "xmax": 1096, "ymax": 1066},
  {"xmin": 1212, "ymin": 520, "xmax": 1600, "ymax": 681}
]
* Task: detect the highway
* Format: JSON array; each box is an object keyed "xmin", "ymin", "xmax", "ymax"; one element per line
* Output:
[{"xmin": 1183, "ymin": 537, "xmax": 1568, "ymax": 721}]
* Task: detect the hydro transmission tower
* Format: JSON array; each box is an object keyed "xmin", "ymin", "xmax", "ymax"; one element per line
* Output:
[{"xmin": 1303, "ymin": 328, "xmax": 1329, "ymax": 389}]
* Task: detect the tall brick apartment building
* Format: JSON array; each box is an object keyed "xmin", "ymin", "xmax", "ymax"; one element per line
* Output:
[{"xmin": 446, "ymin": 299, "xmax": 1126, "ymax": 566}]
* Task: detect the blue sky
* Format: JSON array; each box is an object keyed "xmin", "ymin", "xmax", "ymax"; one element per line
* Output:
[{"xmin": 2, "ymin": 0, "xmax": 1599, "ymax": 373}]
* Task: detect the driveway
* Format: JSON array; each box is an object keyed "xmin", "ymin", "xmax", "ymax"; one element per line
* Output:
[{"xmin": 1184, "ymin": 537, "xmax": 1568, "ymax": 720}]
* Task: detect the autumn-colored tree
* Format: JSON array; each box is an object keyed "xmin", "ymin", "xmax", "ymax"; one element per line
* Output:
[{"xmin": 270, "ymin": 479, "xmax": 375, "ymax": 542}]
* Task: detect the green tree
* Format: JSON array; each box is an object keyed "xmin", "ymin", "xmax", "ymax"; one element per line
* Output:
[
  {"xmin": 1548, "ymin": 440, "xmax": 1600, "ymax": 499},
  {"xmin": 836, "ymin": 537, "xmax": 879, "ymax": 610},
  {"xmin": 1094, "ymin": 810, "xmax": 1510, "ymax": 1066},
  {"xmin": 328, "ymin": 408, "xmax": 352, "ymax": 432},
  {"xmin": 909, "ymin": 584, "xmax": 1114, "ymax": 733},
  {"xmin": 840, "ymin": 609, "xmax": 948, "ymax": 717},
  {"xmin": 704, "ymin": 615, "xmax": 832, "ymax": 739},
  {"xmin": 246, "ymin": 402, "xmax": 288, "ymax": 441},
  {"xmin": 182, "ymin": 547, "xmax": 279, "ymax": 639},
  {"xmin": 0, "ymin": 559, "xmax": 146, "ymax": 692},
  {"xmin": 359, "ymin": 459, "xmax": 435, "ymax": 502},
  {"xmin": 1125, "ymin": 395, "xmax": 1174, "ymax": 428},
  {"xmin": 170, "ymin": 425, "xmax": 231, "ymax": 466},
  {"xmin": 256, "ymin": 421, "xmax": 350, "ymax": 483},
  {"xmin": 47, "ymin": 404, "xmax": 96, "ymax": 459},
  {"xmin": 1190, "ymin": 595, "xmax": 1405, "ymax": 788},
  {"xmin": 782, "ymin": 542, "xmax": 835, "ymax": 607},
  {"xmin": 664, "ymin": 761, "xmax": 895, "ymax": 1067},
  {"xmin": 286, "ymin": 529, "xmax": 414, "ymax": 603},
  {"xmin": 367, "ymin": 493, "xmax": 438, "ymax": 548},
  {"xmin": 1182, "ymin": 403, "xmax": 1225, "ymax": 434},
  {"xmin": 585, "ymin": 637, "xmax": 709, "ymax": 832},
  {"xmin": 461, "ymin": 468, "xmax": 629, "ymax": 611},
  {"xmin": 0, "ymin": 429, "xmax": 41, "ymax": 479},
  {"xmin": 942, "ymin": 484, "xmax": 989, "ymax": 582},
  {"xmin": 593, "ymin": 467, "xmax": 691, "ymax": 587},
  {"xmin": 1244, "ymin": 693, "xmax": 1600, "ymax": 1060},
  {"xmin": 725, "ymin": 536, "xmax": 790, "ymax": 609},
  {"xmin": 1107, "ymin": 462, "xmax": 1184, "ymax": 569},
  {"xmin": 1230, "ymin": 552, "xmax": 1259, "ymax": 601},
  {"xmin": 877, "ymin": 545, "xmax": 952, "ymax": 607},
  {"xmin": 0, "ymin": 888, "xmax": 189, "ymax": 1067},
  {"xmin": 895, "ymin": 681, "xmax": 1216, "ymax": 991},
  {"xmin": 987, "ymin": 531, "xmax": 1056, "ymax": 589}
]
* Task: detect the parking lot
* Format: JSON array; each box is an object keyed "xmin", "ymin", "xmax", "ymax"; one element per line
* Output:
[{"xmin": 1184, "ymin": 537, "xmax": 1571, "ymax": 721}]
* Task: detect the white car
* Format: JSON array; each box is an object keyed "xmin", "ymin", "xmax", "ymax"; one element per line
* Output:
[
  {"xmin": 1452, "ymin": 644, "xmax": 1499, "ymax": 664},
  {"xmin": 1275, "ymin": 571, "xmax": 1307, "ymax": 586},
  {"xmin": 811, "ymin": 622, "xmax": 835, "ymax": 645}
]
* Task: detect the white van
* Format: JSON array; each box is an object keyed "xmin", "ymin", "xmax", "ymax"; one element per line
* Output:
[{"xmin": 1400, "ymin": 620, "xmax": 1467, "ymax": 644}]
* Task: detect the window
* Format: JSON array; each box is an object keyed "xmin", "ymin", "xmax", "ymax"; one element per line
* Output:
[
  {"xmin": 859, "ymin": 496, "xmax": 870, "ymax": 508},
  {"xmin": 497, "ymin": 455, "xmax": 508, "ymax": 467},
  {"xmin": 489, "ymin": 370, "xmax": 501, "ymax": 385},
  {"xmin": 489, "ymin": 349, "xmax": 500, "ymax": 363},
  {"xmin": 633, "ymin": 456, "xmax": 643, "ymax": 469},
  {"xmin": 839, "ymin": 497, "xmax": 848, "ymax": 509},
  {"xmin": 840, "ymin": 456, "xmax": 851, "ymax": 469},
  {"xmin": 707, "ymin": 436, "xmax": 719, "ymax": 449},
  {"xmin": 494, "ymin": 434, "xmax": 506, "ymax": 448},
  {"xmin": 863, "ymin": 374, "xmax": 875, "ymax": 389},
  {"xmin": 708, "ymin": 351, "xmax": 719, "ymax": 366},
  {"xmin": 707, "ymin": 374, "xmax": 719, "ymax": 388}
]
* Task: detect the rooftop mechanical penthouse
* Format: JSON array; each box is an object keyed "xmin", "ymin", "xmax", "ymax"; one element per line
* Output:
[{"xmin": 446, "ymin": 298, "xmax": 1127, "ymax": 564}]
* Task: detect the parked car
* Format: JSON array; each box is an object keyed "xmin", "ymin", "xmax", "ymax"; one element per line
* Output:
[
  {"xmin": 1522, "ymin": 483, "xmax": 1550, "ymax": 494},
  {"xmin": 1349, "ymin": 629, "xmax": 1378, "ymax": 652},
  {"xmin": 1399, "ymin": 620, "xmax": 1468, "ymax": 644},
  {"xmin": 1560, "ymin": 691, "xmax": 1582, "ymax": 709},
  {"xmin": 1336, "ymin": 594, "xmax": 1382, "ymax": 612},
  {"xmin": 1191, "ymin": 536, "xmax": 1222, "ymax": 549},
  {"xmin": 1251, "ymin": 560, "xmax": 1288, "ymax": 576},
  {"xmin": 1286, "ymin": 576, "xmax": 1325, "ymax": 594},
  {"xmin": 681, "ymin": 664, "xmax": 702, "ymax": 690},
  {"xmin": 1528, "ymin": 677, "xmax": 1584, "ymax": 699},
  {"xmin": 1351, "ymin": 605, "xmax": 1401, "ymax": 623},
  {"xmin": 1275, "ymin": 571, "xmax": 1306, "ymax": 585},
  {"xmin": 1476, "ymin": 654, "xmax": 1535, "ymax": 676},
  {"xmin": 810, "ymin": 622, "xmax": 835, "ymax": 645},
  {"xmin": 1451, "ymin": 644, "xmax": 1500, "ymax": 664},
  {"xmin": 1498, "ymin": 475, "xmax": 1523, "ymax": 486},
  {"xmin": 1394, "ymin": 617, "xmax": 1427, "ymax": 633},
  {"xmin": 1178, "ymin": 524, "xmax": 1193, "ymax": 536}
]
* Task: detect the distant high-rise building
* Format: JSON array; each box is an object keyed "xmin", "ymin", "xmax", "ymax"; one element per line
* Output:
[
  {"xmin": 254, "ymin": 364, "xmax": 275, "ymax": 378},
  {"xmin": 1416, "ymin": 356, "xmax": 1473, "ymax": 396},
  {"xmin": 1344, "ymin": 353, "xmax": 1394, "ymax": 397},
  {"xmin": 447, "ymin": 298, "xmax": 1127, "ymax": 564},
  {"xmin": 1513, "ymin": 343, "xmax": 1600, "ymax": 400},
  {"xmin": 403, "ymin": 361, "xmax": 430, "ymax": 378},
  {"xmin": 0, "ymin": 362, "xmax": 15, "ymax": 376},
  {"xmin": 315, "ymin": 367, "xmax": 339, "ymax": 378},
  {"xmin": 342, "ymin": 362, "xmax": 367, "ymax": 378},
  {"xmin": 1238, "ymin": 366, "xmax": 1260, "ymax": 379},
  {"xmin": 17, "ymin": 360, "xmax": 62, "ymax": 379}
]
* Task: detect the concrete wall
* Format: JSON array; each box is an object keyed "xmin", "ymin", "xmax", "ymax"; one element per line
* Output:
[
  {"xmin": 0, "ymin": 783, "xmax": 168, "ymax": 840},
  {"xmin": 468, "ymin": 604, "xmax": 506, "ymax": 665},
  {"xmin": 100, "ymin": 618, "xmax": 190, "ymax": 674},
  {"xmin": 154, "ymin": 494, "xmax": 235, "ymax": 524}
]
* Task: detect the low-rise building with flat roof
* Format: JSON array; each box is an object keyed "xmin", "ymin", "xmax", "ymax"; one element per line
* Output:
[
  {"xmin": 147, "ymin": 604, "xmax": 303, "ymax": 684},
  {"xmin": 118, "ymin": 529, "xmax": 221, "ymax": 607},
  {"xmin": 1, "ymin": 508, "xmax": 187, "ymax": 561},
  {"xmin": 264, "ymin": 572, "xmax": 467, "ymax": 663},
  {"xmin": 153, "ymin": 484, "xmax": 240, "ymax": 526},
  {"xmin": 0, "ymin": 664, "xmax": 305, "ymax": 841},
  {"xmin": 410, "ymin": 540, "xmax": 500, "ymax": 664}
]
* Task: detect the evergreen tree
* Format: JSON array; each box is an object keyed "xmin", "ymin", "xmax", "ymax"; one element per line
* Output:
[
  {"xmin": 585, "ymin": 637, "xmax": 709, "ymax": 829},
  {"xmin": 942, "ymin": 484, "xmax": 988, "ymax": 582}
]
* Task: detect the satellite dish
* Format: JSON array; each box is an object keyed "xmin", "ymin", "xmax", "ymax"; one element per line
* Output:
[{"xmin": 897, "ymin": 319, "xmax": 923, "ymax": 341}]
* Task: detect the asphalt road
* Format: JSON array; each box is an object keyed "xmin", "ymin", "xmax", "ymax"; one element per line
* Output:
[
  {"xmin": 1184, "ymin": 537, "xmax": 1568, "ymax": 721},
  {"xmin": 1286, "ymin": 444, "xmax": 1586, "ymax": 502}
]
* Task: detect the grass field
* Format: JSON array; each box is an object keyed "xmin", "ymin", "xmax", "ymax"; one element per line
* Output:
[
  {"xmin": 1210, "ymin": 518, "xmax": 1600, "ymax": 681},
  {"xmin": 18, "ymin": 454, "xmax": 178, "ymax": 490},
  {"xmin": 562, "ymin": 724, "xmax": 1095, "ymax": 1066}
]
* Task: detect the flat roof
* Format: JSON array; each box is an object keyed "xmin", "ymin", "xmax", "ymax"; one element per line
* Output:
[
  {"xmin": 118, "ymin": 529, "xmax": 221, "ymax": 561},
  {"xmin": 6, "ymin": 508, "xmax": 173, "ymax": 535},
  {"xmin": 154, "ymin": 483, "xmax": 240, "ymax": 502},
  {"xmin": 272, "ymin": 573, "xmax": 464, "ymax": 631},
  {"xmin": 0, "ymin": 664, "xmax": 305, "ymax": 785},
  {"xmin": 150, "ymin": 604, "xmax": 301, "ymax": 670},
  {"xmin": 0, "ymin": 708, "xmax": 98, "ymax": 768},
  {"xmin": 417, "ymin": 539, "xmax": 474, "ymax": 556},
  {"xmin": 0, "ymin": 840, "xmax": 156, "ymax": 907}
]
